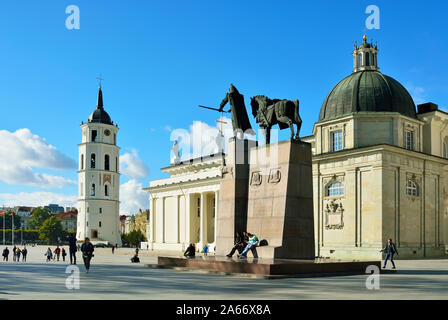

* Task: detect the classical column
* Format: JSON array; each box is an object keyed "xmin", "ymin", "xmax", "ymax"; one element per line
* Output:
[
  {"xmin": 214, "ymin": 190, "xmax": 218, "ymax": 244},
  {"xmin": 185, "ymin": 193, "xmax": 191, "ymax": 245},
  {"xmin": 149, "ymin": 197, "xmax": 155, "ymax": 244},
  {"xmin": 162, "ymin": 197, "xmax": 165, "ymax": 243},
  {"xmin": 199, "ymin": 192, "xmax": 206, "ymax": 246},
  {"xmin": 176, "ymin": 194, "xmax": 180, "ymax": 243}
]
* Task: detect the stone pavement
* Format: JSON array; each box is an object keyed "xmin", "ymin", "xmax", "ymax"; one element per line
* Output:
[{"xmin": 0, "ymin": 245, "xmax": 447, "ymax": 300}]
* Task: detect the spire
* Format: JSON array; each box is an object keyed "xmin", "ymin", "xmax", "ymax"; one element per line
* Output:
[{"xmin": 97, "ymin": 86, "xmax": 104, "ymax": 109}]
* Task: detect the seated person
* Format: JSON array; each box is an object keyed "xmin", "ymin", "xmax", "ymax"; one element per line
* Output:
[
  {"xmin": 184, "ymin": 243, "xmax": 196, "ymax": 258},
  {"xmin": 226, "ymin": 232, "xmax": 246, "ymax": 257},
  {"xmin": 238, "ymin": 232, "xmax": 259, "ymax": 258}
]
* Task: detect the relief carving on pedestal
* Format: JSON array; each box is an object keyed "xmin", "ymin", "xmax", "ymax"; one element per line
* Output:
[
  {"xmin": 268, "ymin": 168, "xmax": 281, "ymax": 184},
  {"xmin": 324, "ymin": 199, "xmax": 344, "ymax": 230},
  {"xmin": 250, "ymin": 171, "xmax": 262, "ymax": 186}
]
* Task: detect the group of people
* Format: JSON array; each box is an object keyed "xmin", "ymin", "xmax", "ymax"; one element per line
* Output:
[
  {"xmin": 226, "ymin": 231, "xmax": 259, "ymax": 259},
  {"xmin": 2, "ymin": 246, "xmax": 28, "ymax": 262},
  {"xmin": 183, "ymin": 231, "xmax": 260, "ymax": 259},
  {"xmin": 44, "ymin": 246, "xmax": 68, "ymax": 262}
]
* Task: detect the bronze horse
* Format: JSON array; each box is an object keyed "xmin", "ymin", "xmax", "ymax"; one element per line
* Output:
[{"xmin": 250, "ymin": 95, "xmax": 302, "ymax": 144}]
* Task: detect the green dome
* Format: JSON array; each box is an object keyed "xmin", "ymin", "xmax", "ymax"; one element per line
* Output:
[{"xmin": 318, "ymin": 70, "xmax": 417, "ymax": 122}]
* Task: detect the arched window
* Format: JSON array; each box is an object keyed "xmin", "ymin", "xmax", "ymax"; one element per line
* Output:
[
  {"xmin": 357, "ymin": 53, "xmax": 362, "ymax": 67},
  {"xmin": 406, "ymin": 180, "xmax": 418, "ymax": 196},
  {"xmin": 81, "ymin": 154, "xmax": 84, "ymax": 170},
  {"xmin": 91, "ymin": 184, "xmax": 96, "ymax": 196},
  {"xmin": 91, "ymin": 154, "xmax": 96, "ymax": 169},
  {"xmin": 105, "ymin": 184, "xmax": 109, "ymax": 197},
  {"xmin": 327, "ymin": 181, "xmax": 344, "ymax": 196},
  {"xmin": 365, "ymin": 52, "xmax": 370, "ymax": 66},
  {"xmin": 105, "ymin": 155, "xmax": 110, "ymax": 171},
  {"xmin": 91, "ymin": 130, "xmax": 97, "ymax": 142}
]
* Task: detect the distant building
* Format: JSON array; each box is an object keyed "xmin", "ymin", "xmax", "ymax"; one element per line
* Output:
[
  {"xmin": 15, "ymin": 206, "xmax": 34, "ymax": 230},
  {"xmin": 124, "ymin": 216, "xmax": 135, "ymax": 234},
  {"xmin": 119, "ymin": 215, "xmax": 127, "ymax": 234},
  {"xmin": 54, "ymin": 210, "xmax": 78, "ymax": 232},
  {"xmin": 45, "ymin": 204, "xmax": 65, "ymax": 214}
]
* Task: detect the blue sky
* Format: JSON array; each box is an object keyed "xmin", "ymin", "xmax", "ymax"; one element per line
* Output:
[{"xmin": 0, "ymin": 0, "xmax": 447, "ymax": 213}]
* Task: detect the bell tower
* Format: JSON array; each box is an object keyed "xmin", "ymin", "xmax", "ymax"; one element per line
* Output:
[{"xmin": 77, "ymin": 84, "xmax": 122, "ymax": 246}]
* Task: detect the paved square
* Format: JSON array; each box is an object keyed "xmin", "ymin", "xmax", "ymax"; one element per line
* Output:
[{"xmin": 1, "ymin": 246, "xmax": 447, "ymax": 300}]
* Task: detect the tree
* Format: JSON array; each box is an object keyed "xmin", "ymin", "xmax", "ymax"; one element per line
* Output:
[
  {"xmin": 123, "ymin": 230, "xmax": 145, "ymax": 247},
  {"xmin": 0, "ymin": 213, "xmax": 21, "ymax": 230},
  {"xmin": 38, "ymin": 216, "xmax": 64, "ymax": 243},
  {"xmin": 28, "ymin": 207, "xmax": 51, "ymax": 229}
]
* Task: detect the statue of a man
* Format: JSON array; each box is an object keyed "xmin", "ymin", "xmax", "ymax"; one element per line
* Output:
[
  {"xmin": 219, "ymin": 84, "xmax": 254, "ymax": 137},
  {"xmin": 170, "ymin": 139, "xmax": 181, "ymax": 165}
]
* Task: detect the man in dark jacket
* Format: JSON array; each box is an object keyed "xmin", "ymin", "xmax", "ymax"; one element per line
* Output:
[
  {"xmin": 81, "ymin": 237, "xmax": 95, "ymax": 273},
  {"xmin": 68, "ymin": 234, "xmax": 77, "ymax": 265},
  {"xmin": 226, "ymin": 232, "xmax": 246, "ymax": 257},
  {"xmin": 184, "ymin": 243, "xmax": 195, "ymax": 258},
  {"xmin": 380, "ymin": 238, "xmax": 399, "ymax": 269},
  {"xmin": 2, "ymin": 247, "xmax": 9, "ymax": 261}
]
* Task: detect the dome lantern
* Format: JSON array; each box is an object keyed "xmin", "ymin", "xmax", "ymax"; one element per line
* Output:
[{"xmin": 353, "ymin": 35, "xmax": 379, "ymax": 72}]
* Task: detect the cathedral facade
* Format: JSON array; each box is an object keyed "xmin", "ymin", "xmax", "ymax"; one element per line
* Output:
[{"xmin": 146, "ymin": 36, "xmax": 448, "ymax": 259}]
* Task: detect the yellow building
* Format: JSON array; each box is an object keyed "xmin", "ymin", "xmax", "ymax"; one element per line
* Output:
[{"xmin": 303, "ymin": 36, "xmax": 448, "ymax": 259}]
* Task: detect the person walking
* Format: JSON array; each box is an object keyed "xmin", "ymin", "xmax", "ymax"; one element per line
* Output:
[
  {"xmin": 380, "ymin": 238, "xmax": 399, "ymax": 269},
  {"xmin": 226, "ymin": 232, "xmax": 246, "ymax": 257},
  {"xmin": 12, "ymin": 246, "xmax": 16, "ymax": 262},
  {"xmin": 16, "ymin": 248, "xmax": 21, "ymax": 262},
  {"xmin": 45, "ymin": 247, "xmax": 52, "ymax": 262},
  {"xmin": 68, "ymin": 234, "xmax": 77, "ymax": 265},
  {"xmin": 61, "ymin": 248, "xmax": 67, "ymax": 262},
  {"xmin": 2, "ymin": 247, "xmax": 9, "ymax": 261},
  {"xmin": 112, "ymin": 246, "xmax": 115, "ymax": 254},
  {"xmin": 81, "ymin": 237, "xmax": 95, "ymax": 273},
  {"xmin": 55, "ymin": 246, "xmax": 61, "ymax": 261},
  {"xmin": 21, "ymin": 247, "xmax": 27, "ymax": 262},
  {"xmin": 238, "ymin": 232, "xmax": 259, "ymax": 259}
]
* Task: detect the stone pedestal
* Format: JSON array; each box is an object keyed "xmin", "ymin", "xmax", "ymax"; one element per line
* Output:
[
  {"xmin": 246, "ymin": 140, "xmax": 315, "ymax": 259},
  {"xmin": 215, "ymin": 137, "xmax": 256, "ymax": 256}
]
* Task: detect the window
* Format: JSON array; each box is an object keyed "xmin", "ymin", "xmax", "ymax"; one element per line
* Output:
[
  {"xmin": 116, "ymin": 157, "xmax": 118, "ymax": 172},
  {"xmin": 114, "ymin": 134, "xmax": 116, "ymax": 145},
  {"xmin": 406, "ymin": 180, "xmax": 418, "ymax": 196},
  {"xmin": 91, "ymin": 130, "xmax": 97, "ymax": 142},
  {"xmin": 331, "ymin": 131, "xmax": 343, "ymax": 151},
  {"xmin": 99, "ymin": 221, "xmax": 102, "ymax": 228},
  {"xmin": 357, "ymin": 53, "xmax": 362, "ymax": 67},
  {"xmin": 443, "ymin": 142, "xmax": 447, "ymax": 158},
  {"xmin": 91, "ymin": 184, "xmax": 96, "ymax": 196},
  {"xmin": 91, "ymin": 154, "xmax": 96, "ymax": 168},
  {"xmin": 105, "ymin": 185, "xmax": 109, "ymax": 197},
  {"xmin": 405, "ymin": 131, "xmax": 414, "ymax": 150},
  {"xmin": 105, "ymin": 155, "xmax": 110, "ymax": 171},
  {"xmin": 99, "ymin": 208, "xmax": 102, "ymax": 214},
  {"xmin": 327, "ymin": 181, "xmax": 344, "ymax": 196},
  {"xmin": 364, "ymin": 52, "xmax": 370, "ymax": 66},
  {"xmin": 81, "ymin": 154, "xmax": 84, "ymax": 170}
]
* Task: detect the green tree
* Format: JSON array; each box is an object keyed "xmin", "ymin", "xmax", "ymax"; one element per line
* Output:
[
  {"xmin": 0, "ymin": 212, "xmax": 21, "ymax": 230},
  {"xmin": 124, "ymin": 230, "xmax": 145, "ymax": 246},
  {"xmin": 28, "ymin": 207, "xmax": 51, "ymax": 229},
  {"xmin": 38, "ymin": 216, "xmax": 64, "ymax": 243}
]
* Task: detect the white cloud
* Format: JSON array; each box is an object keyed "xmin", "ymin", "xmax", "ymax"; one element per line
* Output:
[
  {"xmin": 0, "ymin": 129, "xmax": 76, "ymax": 188},
  {"xmin": 120, "ymin": 149, "xmax": 149, "ymax": 179},
  {"xmin": 0, "ymin": 191, "xmax": 77, "ymax": 208},
  {"xmin": 119, "ymin": 179, "xmax": 148, "ymax": 215},
  {"xmin": 170, "ymin": 116, "xmax": 239, "ymax": 160}
]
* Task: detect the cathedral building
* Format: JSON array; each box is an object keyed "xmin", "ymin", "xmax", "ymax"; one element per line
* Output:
[
  {"xmin": 77, "ymin": 86, "xmax": 122, "ymax": 246},
  {"xmin": 146, "ymin": 36, "xmax": 448, "ymax": 259}
]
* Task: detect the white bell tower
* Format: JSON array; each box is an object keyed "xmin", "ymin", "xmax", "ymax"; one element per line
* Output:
[{"xmin": 77, "ymin": 84, "xmax": 122, "ymax": 246}]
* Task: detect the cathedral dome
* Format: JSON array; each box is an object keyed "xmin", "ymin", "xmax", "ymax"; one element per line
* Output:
[
  {"xmin": 318, "ymin": 37, "xmax": 417, "ymax": 122},
  {"xmin": 87, "ymin": 86, "xmax": 113, "ymax": 125}
]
